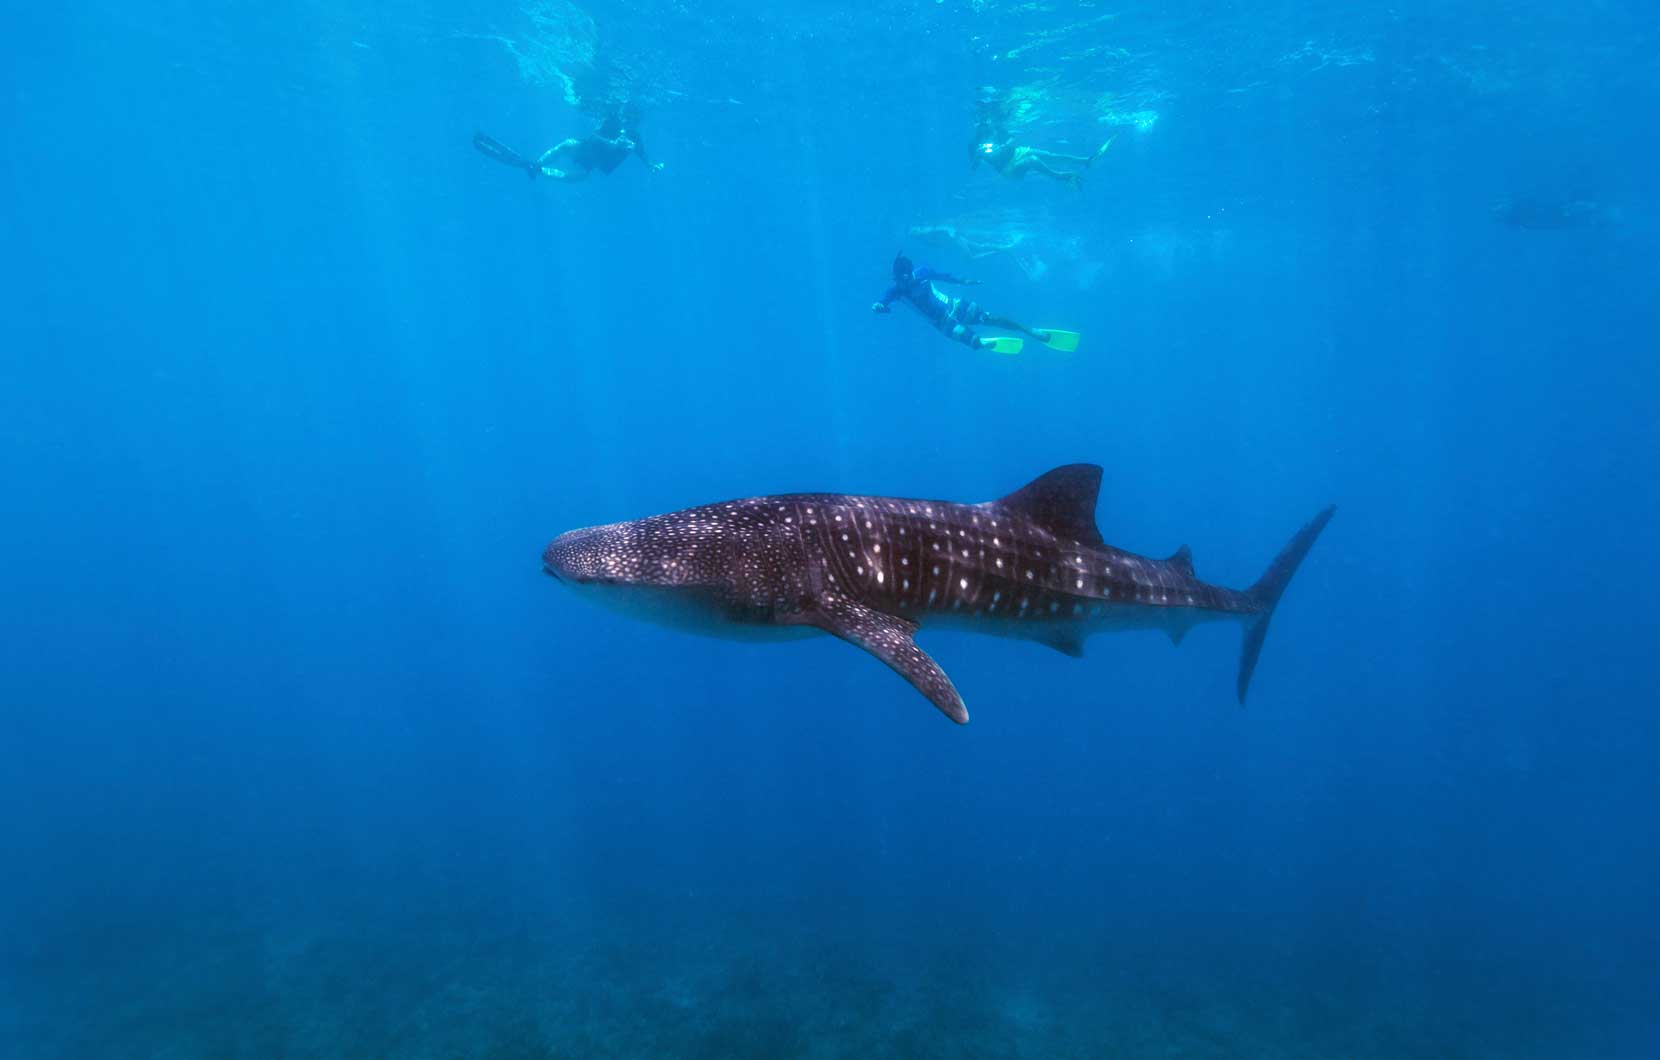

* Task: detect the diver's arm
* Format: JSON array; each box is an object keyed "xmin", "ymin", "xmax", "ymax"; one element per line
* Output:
[
  {"xmin": 605, "ymin": 134, "xmax": 663, "ymax": 172},
  {"xmin": 917, "ymin": 268, "xmax": 979, "ymax": 286},
  {"xmin": 630, "ymin": 136, "xmax": 663, "ymax": 171},
  {"xmin": 871, "ymin": 285, "xmax": 900, "ymax": 312}
]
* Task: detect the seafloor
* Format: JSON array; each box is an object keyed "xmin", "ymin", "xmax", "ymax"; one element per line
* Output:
[{"xmin": 4, "ymin": 895, "xmax": 1626, "ymax": 1059}]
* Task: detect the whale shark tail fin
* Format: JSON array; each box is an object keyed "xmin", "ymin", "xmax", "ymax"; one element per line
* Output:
[{"xmin": 1236, "ymin": 505, "xmax": 1336, "ymax": 704}]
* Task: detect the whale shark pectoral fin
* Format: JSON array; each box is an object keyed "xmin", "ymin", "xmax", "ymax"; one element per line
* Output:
[{"xmin": 791, "ymin": 595, "xmax": 968, "ymax": 724}]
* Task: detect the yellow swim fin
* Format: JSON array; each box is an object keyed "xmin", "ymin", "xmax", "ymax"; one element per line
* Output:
[
  {"xmin": 985, "ymin": 336, "xmax": 1024, "ymax": 355},
  {"xmin": 1040, "ymin": 329, "xmax": 1081, "ymax": 352}
]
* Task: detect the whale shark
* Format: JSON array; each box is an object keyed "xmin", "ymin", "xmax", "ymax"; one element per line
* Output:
[{"xmin": 542, "ymin": 465, "xmax": 1334, "ymax": 724}]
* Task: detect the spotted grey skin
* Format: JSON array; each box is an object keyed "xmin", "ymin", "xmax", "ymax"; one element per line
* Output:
[{"xmin": 542, "ymin": 464, "xmax": 1334, "ymax": 724}]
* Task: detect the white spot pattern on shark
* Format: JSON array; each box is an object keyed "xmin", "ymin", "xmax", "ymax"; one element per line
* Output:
[{"xmin": 542, "ymin": 465, "xmax": 1335, "ymax": 724}]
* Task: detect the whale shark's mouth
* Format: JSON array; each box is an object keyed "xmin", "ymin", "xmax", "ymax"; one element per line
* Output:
[{"xmin": 542, "ymin": 562, "xmax": 618, "ymax": 587}]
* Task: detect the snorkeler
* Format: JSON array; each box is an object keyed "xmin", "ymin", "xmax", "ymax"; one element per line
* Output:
[
  {"xmin": 973, "ymin": 133, "xmax": 1112, "ymax": 188},
  {"xmin": 473, "ymin": 105, "xmax": 663, "ymax": 183},
  {"xmin": 871, "ymin": 253, "xmax": 1078, "ymax": 355},
  {"xmin": 971, "ymin": 104, "xmax": 1112, "ymax": 188}
]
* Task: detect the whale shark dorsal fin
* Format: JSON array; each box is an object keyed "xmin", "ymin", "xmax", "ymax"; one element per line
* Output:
[
  {"xmin": 991, "ymin": 464, "xmax": 1105, "ymax": 546},
  {"xmin": 790, "ymin": 593, "xmax": 968, "ymax": 724},
  {"xmin": 1167, "ymin": 545, "xmax": 1194, "ymax": 576}
]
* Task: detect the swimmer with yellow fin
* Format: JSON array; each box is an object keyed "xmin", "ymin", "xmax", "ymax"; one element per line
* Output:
[{"xmin": 872, "ymin": 253, "xmax": 1079, "ymax": 356}]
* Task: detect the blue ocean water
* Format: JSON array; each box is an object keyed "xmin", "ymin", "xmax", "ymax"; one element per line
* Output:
[{"xmin": 3, "ymin": 0, "xmax": 1657, "ymax": 1056}]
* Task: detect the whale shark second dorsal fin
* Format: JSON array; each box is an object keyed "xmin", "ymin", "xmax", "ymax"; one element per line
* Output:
[{"xmin": 991, "ymin": 464, "xmax": 1105, "ymax": 546}]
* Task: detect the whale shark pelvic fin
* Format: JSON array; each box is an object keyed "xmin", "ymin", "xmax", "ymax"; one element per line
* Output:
[{"xmin": 1034, "ymin": 628, "xmax": 1087, "ymax": 658}]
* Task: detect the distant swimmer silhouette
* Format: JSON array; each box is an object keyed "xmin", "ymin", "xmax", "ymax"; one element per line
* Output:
[
  {"xmin": 474, "ymin": 104, "xmax": 662, "ymax": 183},
  {"xmin": 871, "ymin": 253, "xmax": 1079, "ymax": 356},
  {"xmin": 908, "ymin": 222, "xmax": 1024, "ymax": 261},
  {"xmin": 1492, "ymin": 196, "xmax": 1610, "ymax": 231}
]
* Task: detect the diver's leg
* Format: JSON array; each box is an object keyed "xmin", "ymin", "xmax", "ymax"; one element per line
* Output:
[
  {"xmin": 947, "ymin": 301, "xmax": 995, "ymax": 349},
  {"xmin": 535, "ymin": 138, "xmax": 582, "ymax": 163},
  {"xmin": 1009, "ymin": 154, "xmax": 1082, "ymax": 187},
  {"xmin": 982, "ymin": 313, "xmax": 1046, "ymax": 339},
  {"xmin": 935, "ymin": 316, "xmax": 981, "ymax": 349},
  {"xmin": 532, "ymin": 140, "xmax": 593, "ymax": 182},
  {"xmin": 535, "ymin": 138, "xmax": 581, "ymax": 169},
  {"xmin": 1028, "ymin": 148, "xmax": 1094, "ymax": 165},
  {"xmin": 537, "ymin": 166, "xmax": 589, "ymax": 183},
  {"xmin": 473, "ymin": 132, "xmax": 538, "ymax": 175}
]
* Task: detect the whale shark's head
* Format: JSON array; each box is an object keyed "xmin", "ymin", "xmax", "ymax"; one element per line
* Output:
[
  {"xmin": 542, "ymin": 521, "xmax": 639, "ymax": 586},
  {"xmin": 542, "ymin": 514, "xmax": 762, "ymax": 636}
]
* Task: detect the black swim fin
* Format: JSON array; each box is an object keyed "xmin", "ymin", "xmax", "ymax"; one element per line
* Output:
[{"xmin": 473, "ymin": 132, "xmax": 537, "ymax": 175}]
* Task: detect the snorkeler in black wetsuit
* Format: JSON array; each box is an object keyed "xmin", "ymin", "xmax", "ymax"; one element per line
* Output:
[
  {"xmin": 473, "ymin": 105, "xmax": 663, "ymax": 183},
  {"xmin": 873, "ymin": 252, "xmax": 1067, "ymax": 355}
]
